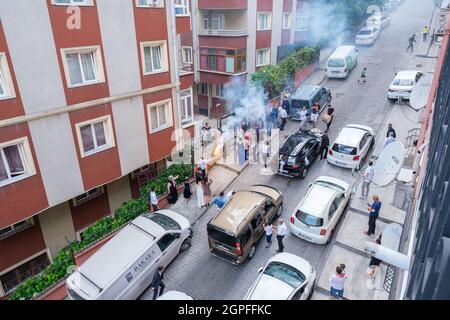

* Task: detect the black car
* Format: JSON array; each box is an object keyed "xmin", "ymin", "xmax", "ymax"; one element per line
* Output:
[{"xmin": 277, "ymin": 130, "xmax": 321, "ymax": 179}]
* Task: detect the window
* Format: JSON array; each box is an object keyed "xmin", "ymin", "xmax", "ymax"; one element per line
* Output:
[
  {"xmin": 141, "ymin": 41, "xmax": 168, "ymax": 75},
  {"xmin": 73, "ymin": 187, "xmax": 104, "ymax": 206},
  {"xmin": 0, "ymin": 138, "xmax": 36, "ymax": 187},
  {"xmin": 0, "ymin": 251, "xmax": 50, "ymax": 295},
  {"xmin": 75, "ymin": 116, "xmax": 115, "ymax": 158},
  {"xmin": 147, "ymin": 99, "xmax": 173, "ymax": 133},
  {"xmin": 295, "ymin": 6, "xmax": 310, "ymax": 31},
  {"xmin": 0, "ymin": 53, "xmax": 16, "ymax": 100},
  {"xmin": 0, "ymin": 218, "xmax": 34, "ymax": 241},
  {"xmin": 174, "ymin": 0, "xmax": 190, "ymax": 16},
  {"xmin": 329, "ymin": 195, "xmax": 344, "ymax": 219},
  {"xmin": 180, "ymin": 88, "xmax": 193, "ymax": 126},
  {"xmin": 215, "ymin": 84, "xmax": 225, "ymax": 98},
  {"xmin": 157, "ymin": 233, "xmax": 178, "ymax": 252},
  {"xmin": 61, "ymin": 46, "xmax": 105, "ymax": 88},
  {"xmin": 282, "ymin": 12, "xmax": 292, "ymax": 29},
  {"xmin": 182, "ymin": 47, "xmax": 193, "ymax": 64},
  {"xmin": 257, "ymin": 13, "xmax": 272, "ymax": 30},
  {"xmin": 53, "ymin": 0, "xmax": 93, "ymax": 5},
  {"xmin": 199, "ymin": 83, "xmax": 209, "ymax": 95},
  {"xmin": 250, "ymin": 213, "xmax": 263, "ymax": 230},
  {"xmin": 256, "ymin": 48, "xmax": 270, "ymax": 67},
  {"xmin": 135, "ymin": 0, "xmax": 164, "ymax": 8},
  {"xmin": 200, "ymin": 47, "xmax": 246, "ymax": 74},
  {"xmin": 211, "ymin": 14, "xmax": 225, "ymax": 30},
  {"xmin": 203, "ymin": 17, "xmax": 209, "ymax": 29},
  {"xmin": 145, "ymin": 213, "xmax": 181, "ymax": 230}
]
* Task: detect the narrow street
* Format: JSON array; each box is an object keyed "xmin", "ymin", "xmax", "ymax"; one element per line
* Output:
[{"xmin": 141, "ymin": 0, "xmax": 434, "ymax": 300}]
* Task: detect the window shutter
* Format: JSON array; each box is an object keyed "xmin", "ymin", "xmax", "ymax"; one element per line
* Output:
[
  {"xmin": 158, "ymin": 104, "xmax": 167, "ymax": 126},
  {"xmin": 80, "ymin": 124, "xmax": 95, "ymax": 152},
  {"xmin": 144, "ymin": 47, "xmax": 153, "ymax": 73},
  {"xmin": 150, "ymin": 106, "xmax": 159, "ymax": 130}
]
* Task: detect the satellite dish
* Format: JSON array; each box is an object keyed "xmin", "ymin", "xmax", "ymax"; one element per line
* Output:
[
  {"xmin": 373, "ymin": 141, "xmax": 405, "ymax": 186},
  {"xmin": 410, "ymin": 73, "xmax": 433, "ymax": 111},
  {"xmin": 382, "ymin": 223, "xmax": 403, "ymax": 251}
]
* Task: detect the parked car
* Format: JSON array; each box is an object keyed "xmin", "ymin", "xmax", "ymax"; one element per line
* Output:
[
  {"xmin": 157, "ymin": 291, "xmax": 194, "ymax": 300},
  {"xmin": 289, "ymin": 176, "xmax": 352, "ymax": 244},
  {"xmin": 207, "ymin": 185, "xmax": 283, "ymax": 265},
  {"xmin": 327, "ymin": 124, "xmax": 375, "ymax": 171},
  {"xmin": 366, "ymin": 14, "xmax": 390, "ymax": 29},
  {"xmin": 388, "ymin": 70, "xmax": 424, "ymax": 101},
  {"xmin": 277, "ymin": 130, "xmax": 322, "ymax": 179},
  {"xmin": 355, "ymin": 26, "xmax": 381, "ymax": 45},
  {"xmin": 290, "ymin": 85, "xmax": 332, "ymax": 120},
  {"xmin": 66, "ymin": 210, "xmax": 192, "ymax": 300},
  {"xmin": 326, "ymin": 46, "xmax": 358, "ymax": 79},
  {"xmin": 243, "ymin": 253, "xmax": 316, "ymax": 300}
]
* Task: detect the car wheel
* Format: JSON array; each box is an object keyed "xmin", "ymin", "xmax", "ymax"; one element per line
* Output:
[
  {"xmin": 249, "ymin": 245, "xmax": 256, "ymax": 259},
  {"xmin": 276, "ymin": 203, "xmax": 284, "ymax": 218},
  {"xmin": 301, "ymin": 168, "xmax": 308, "ymax": 179},
  {"xmin": 308, "ymin": 281, "xmax": 316, "ymax": 300},
  {"xmin": 326, "ymin": 230, "xmax": 334, "ymax": 244},
  {"xmin": 180, "ymin": 239, "xmax": 191, "ymax": 252}
]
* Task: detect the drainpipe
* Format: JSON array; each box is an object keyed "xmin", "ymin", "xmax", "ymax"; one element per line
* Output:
[{"xmin": 191, "ymin": 0, "xmax": 200, "ymax": 83}]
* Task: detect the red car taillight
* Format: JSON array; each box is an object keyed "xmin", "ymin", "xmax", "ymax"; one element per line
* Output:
[
  {"xmin": 236, "ymin": 242, "xmax": 243, "ymax": 256},
  {"xmin": 290, "ymin": 216, "xmax": 295, "ymax": 224},
  {"xmin": 320, "ymin": 229, "xmax": 327, "ymax": 236},
  {"xmin": 329, "ymin": 150, "xmax": 333, "ymax": 156},
  {"xmin": 353, "ymin": 155, "xmax": 360, "ymax": 161}
]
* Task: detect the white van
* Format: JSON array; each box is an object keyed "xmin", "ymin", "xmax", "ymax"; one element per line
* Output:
[
  {"xmin": 66, "ymin": 210, "xmax": 192, "ymax": 300},
  {"xmin": 326, "ymin": 46, "xmax": 358, "ymax": 79}
]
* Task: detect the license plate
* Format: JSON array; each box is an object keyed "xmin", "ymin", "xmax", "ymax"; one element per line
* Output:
[
  {"xmin": 332, "ymin": 71, "xmax": 340, "ymax": 74},
  {"xmin": 299, "ymin": 233, "xmax": 312, "ymax": 240},
  {"xmin": 335, "ymin": 161, "xmax": 347, "ymax": 166}
]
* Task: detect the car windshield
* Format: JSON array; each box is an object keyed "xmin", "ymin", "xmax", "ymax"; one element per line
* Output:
[
  {"xmin": 392, "ymin": 79, "xmax": 414, "ymax": 86},
  {"xmin": 280, "ymin": 135, "xmax": 308, "ymax": 155},
  {"xmin": 332, "ymin": 143, "xmax": 357, "ymax": 155},
  {"xmin": 263, "ymin": 262, "xmax": 306, "ymax": 288},
  {"xmin": 295, "ymin": 210, "xmax": 324, "ymax": 227},
  {"xmin": 358, "ymin": 30, "xmax": 372, "ymax": 35},
  {"xmin": 145, "ymin": 213, "xmax": 181, "ymax": 230},
  {"xmin": 315, "ymin": 181, "xmax": 345, "ymax": 193},
  {"xmin": 328, "ymin": 59, "xmax": 345, "ymax": 68},
  {"xmin": 291, "ymin": 99, "xmax": 310, "ymax": 110}
]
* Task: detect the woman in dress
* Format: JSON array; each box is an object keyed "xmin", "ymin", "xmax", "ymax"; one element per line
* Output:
[
  {"xmin": 183, "ymin": 177, "xmax": 193, "ymax": 203},
  {"xmin": 202, "ymin": 175, "xmax": 213, "ymax": 207},
  {"xmin": 167, "ymin": 175, "xmax": 179, "ymax": 204},
  {"xmin": 196, "ymin": 176, "xmax": 204, "ymax": 208}
]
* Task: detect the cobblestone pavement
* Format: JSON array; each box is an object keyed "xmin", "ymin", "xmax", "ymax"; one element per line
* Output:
[{"xmin": 140, "ymin": 0, "xmax": 434, "ymax": 300}]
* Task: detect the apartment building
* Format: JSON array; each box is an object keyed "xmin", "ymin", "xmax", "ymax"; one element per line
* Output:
[
  {"xmin": 194, "ymin": 0, "xmax": 310, "ymax": 118},
  {"xmin": 0, "ymin": 0, "xmax": 196, "ymax": 297}
]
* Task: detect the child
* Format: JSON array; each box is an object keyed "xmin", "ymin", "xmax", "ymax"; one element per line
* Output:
[
  {"xmin": 263, "ymin": 220, "xmax": 273, "ymax": 248},
  {"xmin": 358, "ymin": 67, "xmax": 367, "ymax": 83}
]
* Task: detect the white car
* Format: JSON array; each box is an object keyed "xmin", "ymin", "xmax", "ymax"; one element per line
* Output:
[
  {"xmin": 289, "ymin": 176, "xmax": 352, "ymax": 244},
  {"xmin": 388, "ymin": 70, "xmax": 424, "ymax": 101},
  {"xmin": 355, "ymin": 26, "xmax": 380, "ymax": 45},
  {"xmin": 327, "ymin": 124, "xmax": 375, "ymax": 170},
  {"xmin": 244, "ymin": 253, "xmax": 316, "ymax": 300},
  {"xmin": 366, "ymin": 14, "xmax": 390, "ymax": 29},
  {"xmin": 157, "ymin": 291, "xmax": 194, "ymax": 300}
]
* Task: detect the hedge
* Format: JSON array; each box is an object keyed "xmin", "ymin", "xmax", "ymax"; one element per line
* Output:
[
  {"xmin": 9, "ymin": 163, "xmax": 193, "ymax": 300},
  {"xmin": 251, "ymin": 45, "xmax": 320, "ymax": 99}
]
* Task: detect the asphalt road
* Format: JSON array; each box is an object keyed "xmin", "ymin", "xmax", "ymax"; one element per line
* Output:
[{"xmin": 140, "ymin": 0, "xmax": 433, "ymax": 300}]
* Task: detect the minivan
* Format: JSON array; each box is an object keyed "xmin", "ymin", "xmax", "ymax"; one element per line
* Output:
[
  {"xmin": 66, "ymin": 210, "xmax": 192, "ymax": 300},
  {"xmin": 290, "ymin": 85, "xmax": 331, "ymax": 120},
  {"xmin": 326, "ymin": 46, "xmax": 358, "ymax": 79},
  {"xmin": 207, "ymin": 185, "xmax": 283, "ymax": 265}
]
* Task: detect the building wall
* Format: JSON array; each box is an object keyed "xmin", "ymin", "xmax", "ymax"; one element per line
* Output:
[{"xmin": 107, "ymin": 175, "xmax": 132, "ymax": 215}]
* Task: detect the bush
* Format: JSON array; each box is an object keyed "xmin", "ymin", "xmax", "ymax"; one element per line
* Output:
[{"xmin": 9, "ymin": 163, "xmax": 193, "ymax": 300}]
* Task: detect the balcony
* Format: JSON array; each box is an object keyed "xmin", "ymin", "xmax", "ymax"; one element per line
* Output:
[
  {"xmin": 199, "ymin": 29, "xmax": 248, "ymax": 37},
  {"xmin": 179, "ymin": 63, "xmax": 194, "ymax": 76},
  {"xmin": 198, "ymin": 0, "xmax": 247, "ymax": 10},
  {"xmin": 200, "ymin": 48, "xmax": 247, "ymax": 75}
]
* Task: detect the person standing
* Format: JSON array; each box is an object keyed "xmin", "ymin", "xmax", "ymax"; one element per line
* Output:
[
  {"xmin": 167, "ymin": 175, "xmax": 179, "ymax": 204},
  {"xmin": 202, "ymin": 175, "xmax": 213, "ymax": 207},
  {"xmin": 422, "ymin": 26, "xmax": 429, "ymax": 41},
  {"xmin": 198, "ymin": 156, "xmax": 207, "ymax": 178},
  {"xmin": 271, "ymin": 105, "xmax": 279, "ymax": 129},
  {"xmin": 386, "ymin": 123, "xmax": 396, "ymax": 138},
  {"xmin": 384, "ymin": 132, "xmax": 396, "ymax": 148},
  {"xmin": 329, "ymin": 265, "xmax": 347, "ymax": 300},
  {"xmin": 299, "ymin": 106, "xmax": 308, "ymax": 131},
  {"xmin": 151, "ymin": 266, "xmax": 165, "ymax": 300},
  {"xmin": 279, "ymin": 106, "xmax": 288, "ymax": 131},
  {"xmin": 326, "ymin": 106, "xmax": 335, "ymax": 131},
  {"xmin": 183, "ymin": 177, "xmax": 193, "ymax": 203},
  {"xmin": 273, "ymin": 219, "xmax": 287, "ymax": 253},
  {"xmin": 358, "ymin": 67, "xmax": 367, "ymax": 83},
  {"xmin": 261, "ymin": 140, "xmax": 270, "ymax": 168},
  {"xmin": 149, "ymin": 187, "xmax": 159, "ymax": 212},
  {"xmin": 360, "ymin": 161, "xmax": 375, "ymax": 199},
  {"xmin": 196, "ymin": 177, "xmax": 205, "ymax": 208},
  {"xmin": 263, "ymin": 220, "xmax": 273, "ymax": 248},
  {"xmin": 320, "ymin": 131, "xmax": 330, "ymax": 160},
  {"xmin": 212, "ymin": 191, "xmax": 226, "ymax": 209},
  {"xmin": 282, "ymin": 95, "xmax": 291, "ymax": 116},
  {"xmin": 406, "ymin": 34, "xmax": 417, "ymax": 52},
  {"xmin": 311, "ymin": 103, "xmax": 320, "ymax": 128},
  {"xmin": 365, "ymin": 195, "xmax": 382, "ymax": 236},
  {"xmin": 265, "ymin": 111, "xmax": 273, "ymax": 136}
]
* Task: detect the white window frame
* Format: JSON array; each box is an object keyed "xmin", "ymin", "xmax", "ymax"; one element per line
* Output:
[
  {"xmin": 52, "ymin": 0, "xmax": 94, "ymax": 6},
  {"xmin": 147, "ymin": 99, "xmax": 174, "ymax": 133},
  {"xmin": 180, "ymin": 88, "xmax": 194, "ymax": 127},
  {"xmin": 140, "ymin": 41, "xmax": 169, "ymax": 75},
  {"xmin": 0, "ymin": 52, "xmax": 16, "ymax": 101},
  {"xmin": 0, "ymin": 137, "xmax": 37, "ymax": 188},
  {"xmin": 135, "ymin": 0, "xmax": 164, "ymax": 8},
  {"xmin": 181, "ymin": 46, "xmax": 193, "ymax": 64},
  {"xmin": 0, "ymin": 217, "xmax": 34, "ymax": 241},
  {"xmin": 282, "ymin": 12, "xmax": 292, "ymax": 29},
  {"xmin": 256, "ymin": 48, "xmax": 271, "ymax": 67},
  {"xmin": 61, "ymin": 46, "xmax": 105, "ymax": 88},
  {"xmin": 211, "ymin": 13, "xmax": 225, "ymax": 30},
  {"xmin": 73, "ymin": 186, "xmax": 104, "ymax": 207},
  {"xmin": 75, "ymin": 115, "xmax": 116, "ymax": 158},
  {"xmin": 295, "ymin": 6, "xmax": 310, "ymax": 31},
  {"xmin": 214, "ymin": 84, "xmax": 225, "ymax": 98},
  {"xmin": 257, "ymin": 12, "xmax": 272, "ymax": 31},
  {"xmin": 174, "ymin": 0, "xmax": 190, "ymax": 16}
]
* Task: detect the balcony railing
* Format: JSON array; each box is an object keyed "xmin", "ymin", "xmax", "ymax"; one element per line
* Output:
[
  {"xmin": 179, "ymin": 64, "xmax": 194, "ymax": 75},
  {"xmin": 199, "ymin": 29, "xmax": 248, "ymax": 37}
]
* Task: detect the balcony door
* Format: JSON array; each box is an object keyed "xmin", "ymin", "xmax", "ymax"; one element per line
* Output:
[{"xmin": 211, "ymin": 14, "xmax": 225, "ymax": 30}]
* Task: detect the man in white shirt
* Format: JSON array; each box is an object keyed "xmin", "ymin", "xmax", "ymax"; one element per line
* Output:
[
  {"xmin": 198, "ymin": 157, "xmax": 207, "ymax": 176},
  {"xmin": 360, "ymin": 161, "xmax": 375, "ymax": 199},
  {"xmin": 264, "ymin": 220, "xmax": 273, "ymax": 248},
  {"xmin": 279, "ymin": 107, "xmax": 288, "ymax": 131},
  {"xmin": 149, "ymin": 187, "xmax": 158, "ymax": 212},
  {"xmin": 273, "ymin": 219, "xmax": 287, "ymax": 253},
  {"xmin": 224, "ymin": 190, "xmax": 235, "ymax": 203}
]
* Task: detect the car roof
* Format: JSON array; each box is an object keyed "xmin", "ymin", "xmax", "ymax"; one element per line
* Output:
[
  {"xmin": 248, "ymin": 185, "xmax": 281, "ymax": 202},
  {"xmin": 330, "ymin": 46, "xmax": 355, "ymax": 58},
  {"xmin": 292, "ymin": 85, "xmax": 322, "ymax": 100},
  {"xmin": 334, "ymin": 128, "xmax": 367, "ymax": 148},
  {"xmin": 209, "ymin": 190, "xmax": 266, "ymax": 233},
  {"xmin": 299, "ymin": 184, "xmax": 337, "ymax": 218},
  {"xmin": 395, "ymin": 70, "xmax": 421, "ymax": 79},
  {"xmin": 359, "ymin": 26, "xmax": 377, "ymax": 31}
]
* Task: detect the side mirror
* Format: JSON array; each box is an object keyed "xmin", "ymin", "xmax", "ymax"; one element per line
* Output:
[
  {"xmin": 309, "ymin": 182, "xmax": 313, "ymax": 188},
  {"xmin": 258, "ymin": 267, "xmax": 264, "ymax": 273}
]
